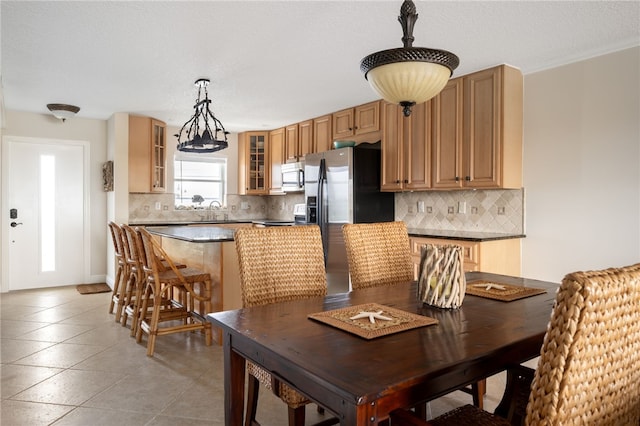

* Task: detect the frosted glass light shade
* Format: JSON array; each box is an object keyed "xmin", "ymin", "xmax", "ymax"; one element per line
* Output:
[
  {"xmin": 46, "ymin": 104, "xmax": 80, "ymax": 121},
  {"xmin": 366, "ymin": 61, "xmax": 451, "ymax": 105}
]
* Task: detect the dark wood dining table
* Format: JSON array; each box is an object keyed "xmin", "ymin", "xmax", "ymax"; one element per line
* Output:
[{"xmin": 207, "ymin": 271, "xmax": 558, "ymax": 425}]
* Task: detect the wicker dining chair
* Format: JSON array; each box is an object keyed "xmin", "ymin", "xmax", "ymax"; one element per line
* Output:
[
  {"xmin": 342, "ymin": 221, "xmax": 485, "ymax": 414},
  {"xmin": 107, "ymin": 222, "xmax": 128, "ymax": 322},
  {"xmin": 342, "ymin": 221, "xmax": 414, "ymax": 290},
  {"xmin": 135, "ymin": 227, "xmax": 213, "ymax": 357},
  {"xmin": 234, "ymin": 225, "xmax": 336, "ymax": 426},
  {"xmin": 390, "ymin": 263, "xmax": 640, "ymax": 426}
]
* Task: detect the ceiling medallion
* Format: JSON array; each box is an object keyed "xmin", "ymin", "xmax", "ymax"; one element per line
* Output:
[
  {"xmin": 360, "ymin": 0, "xmax": 459, "ymax": 117},
  {"xmin": 176, "ymin": 78, "xmax": 229, "ymax": 153}
]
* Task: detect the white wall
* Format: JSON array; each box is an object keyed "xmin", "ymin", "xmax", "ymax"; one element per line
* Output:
[
  {"xmin": 2, "ymin": 110, "xmax": 109, "ymax": 284},
  {"xmin": 522, "ymin": 46, "xmax": 640, "ymax": 282}
]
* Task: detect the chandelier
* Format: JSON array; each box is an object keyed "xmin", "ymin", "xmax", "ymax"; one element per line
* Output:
[
  {"xmin": 176, "ymin": 78, "xmax": 229, "ymax": 153},
  {"xmin": 360, "ymin": 0, "xmax": 459, "ymax": 117}
]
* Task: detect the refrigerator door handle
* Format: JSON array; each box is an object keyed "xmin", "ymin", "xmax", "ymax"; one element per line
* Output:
[{"xmin": 318, "ymin": 158, "xmax": 328, "ymax": 264}]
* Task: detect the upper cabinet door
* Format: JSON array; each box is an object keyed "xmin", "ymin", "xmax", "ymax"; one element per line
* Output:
[
  {"xmin": 404, "ymin": 101, "xmax": 431, "ymax": 190},
  {"xmin": 238, "ymin": 131, "xmax": 269, "ymax": 195},
  {"xmin": 269, "ymin": 128, "xmax": 285, "ymax": 192},
  {"xmin": 313, "ymin": 114, "xmax": 332, "ymax": 153},
  {"xmin": 380, "ymin": 102, "xmax": 404, "ymax": 191},
  {"xmin": 298, "ymin": 119, "xmax": 313, "ymax": 158},
  {"xmin": 332, "ymin": 108, "xmax": 354, "ymax": 140},
  {"xmin": 354, "ymin": 101, "xmax": 380, "ymax": 135},
  {"xmin": 128, "ymin": 115, "xmax": 166, "ymax": 193},
  {"xmin": 284, "ymin": 124, "xmax": 299, "ymax": 163},
  {"xmin": 464, "ymin": 65, "xmax": 523, "ymax": 189},
  {"xmin": 151, "ymin": 119, "xmax": 166, "ymax": 192},
  {"xmin": 432, "ymin": 78, "xmax": 464, "ymax": 189}
]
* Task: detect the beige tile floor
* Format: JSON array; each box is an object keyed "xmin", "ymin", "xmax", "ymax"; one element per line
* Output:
[{"xmin": 1, "ymin": 285, "xmax": 524, "ymax": 426}]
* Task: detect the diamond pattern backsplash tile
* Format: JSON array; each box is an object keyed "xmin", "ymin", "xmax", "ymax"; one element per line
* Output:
[
  {"xmin": 396, "ymin": 189, "xmax": 524, "ymax": 234},
  {"xmin": 129, "ymin": 189, "xmax": 523, "ymax": 235},
  {"xmin": 128, "ymin": 192, "xmax": 306, "ymax": 224}
]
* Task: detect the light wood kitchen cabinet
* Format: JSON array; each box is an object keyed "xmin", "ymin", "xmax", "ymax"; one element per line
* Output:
[
  {"xmin": 238, "ymin": 131, "xmax": 269, "ymax": 195},
  {"xmin": 128, "ymin": 115, "xmax": 167, "ymax": 193},
  {"xmin": 432, "ymin": 78, "xmax": 464, "ymax": 188},
  {"xmin": 381, "ymin": 101, "xmax": 432, "ymax": 191},
  {"xmin": 409, "ymin": 236, "xmax": 521, "ymax": 278},
  {"xmin": 269, "ymin": 127, "xmax": 285, "ymax": 192},
  {"xmin": 298, "ymin": 119, "xmax": 313, "ymax": 158},
  {"xmin": 432, "ymin": 65, "xmax": 523, "ymax": 189},
  {"xmin": 284, "ymin": 124, "xmax": 299, "ymax": 162},
  {"xmin": 285, "ymin": 120, "xmax": 313, "ymax": 162},
  {"xmin": 313, "ymin": 114, "xmax": 332, "ymax": 153},
  {"xmin": 332, "ymin": 100, "xmax": 380, "ymax": 140}
]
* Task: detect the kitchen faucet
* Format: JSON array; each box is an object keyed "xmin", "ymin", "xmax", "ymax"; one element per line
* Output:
[{"xmin": 209, "ymin": 200, "xmax": 221, "ymax": 209}]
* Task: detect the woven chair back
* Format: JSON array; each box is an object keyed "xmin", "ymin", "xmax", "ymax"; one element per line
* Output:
[
  {"xmin": 234, "ymin": 225, "xmax": 327, "ymax": 308},
  {"xmin": 526, "ymin": 263, "xmax": 640, "ymax": 425},
  {"xmin": 342, "ymin": 221, "xmax": 413, "ymax": 290}
]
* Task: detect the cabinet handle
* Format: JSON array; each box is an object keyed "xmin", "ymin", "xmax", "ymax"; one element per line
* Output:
[
  {"xmin": 404, "ymin": 179, "xmax": 409, "ymax": 183},
  {"xmin": 455, "ymin": 177, "xmax": 460, "ymax": 181},
  {"xmin": 395, "ymin": 179, "xmax": 401, "ymax": 184},
  {"xmin": 465, "ymin": 176, "xmax": 471, "ymax": 181}
]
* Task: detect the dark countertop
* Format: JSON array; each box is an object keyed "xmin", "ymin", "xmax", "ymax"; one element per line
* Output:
[
  {"xmin": 143, "ymin": 223, "xmax": 523, "ymax": 243},
  {"xmin": 407, "ymin": 228, "xmax": 525, "ymax": 242},
  {"xmin": 129, "ymin": 220, "xmax": 251, "ymax": 227},
  {"xmin": 145, "ymin": 225, "xmax": 235, "ymax": 243}
]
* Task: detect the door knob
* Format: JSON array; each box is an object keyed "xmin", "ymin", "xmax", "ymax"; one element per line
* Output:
[{"xmin": 10, "ymin": 222, "xmax": 23, "ymax": 227}]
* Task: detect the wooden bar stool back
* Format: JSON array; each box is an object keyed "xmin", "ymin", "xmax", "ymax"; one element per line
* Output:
[
  {"xmin": 107, "ymin": 221, "xmax": 128, "ymax": 322},
  {"xmin": 135, "ymin": 227, "xmax": 213, "ymax": 357}
]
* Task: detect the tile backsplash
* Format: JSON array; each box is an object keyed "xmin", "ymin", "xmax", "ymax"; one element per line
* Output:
[
  {"xmin": 129, "ymin": 189, "xmax": 523, "ymax": 234},
  {"xmin": 395, "ymin": 189, "xmax": 524, "ymax": 234},
  {"xmin": 128, "ymin": 193, "xmax": 305, "ymax": 224}
]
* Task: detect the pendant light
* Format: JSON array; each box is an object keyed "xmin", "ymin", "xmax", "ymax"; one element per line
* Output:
[
  {"xmin": 176, "ymin": 78, "xmax": 229, "ymax": 153},
  {"xmin": 360, "ymin": 0, "xmax": 459, "ymax": 117}
]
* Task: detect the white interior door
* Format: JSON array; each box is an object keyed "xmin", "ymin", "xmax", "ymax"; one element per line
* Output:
[{"xmin": 4, "ymin": 137, "xmax": 87, "ymax": 290}]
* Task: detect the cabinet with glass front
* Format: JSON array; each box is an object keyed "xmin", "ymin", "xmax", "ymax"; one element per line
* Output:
[{"xmin": 238, "ymin": 131, "xmax": 269, "ymax": 195}]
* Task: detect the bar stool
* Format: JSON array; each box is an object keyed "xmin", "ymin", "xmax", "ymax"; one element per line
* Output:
[
  {"xmin": 135, "ymin": 227, "xmax": 213, "ymax": 357},
  {"xmin": 120, "ymin": 224, "xmax": 185, "ymax": 336},
  {"xmin": 107, "ymin": 222, "xmax": 128, "ymax": 322}
]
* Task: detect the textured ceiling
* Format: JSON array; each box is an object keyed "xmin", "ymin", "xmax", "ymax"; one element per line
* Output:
[{"xmin": 2, "ymin": 1, "xmax": 639, "ymax": 133}]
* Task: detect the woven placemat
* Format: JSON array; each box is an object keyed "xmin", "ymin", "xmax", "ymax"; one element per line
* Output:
[
  {"xmin": 466, "ymin": 280, "xmax": 546, "ymax": 302},
  {"xmin": 308, "ymin": 303, "xmax": 438, "ymax": 340}
]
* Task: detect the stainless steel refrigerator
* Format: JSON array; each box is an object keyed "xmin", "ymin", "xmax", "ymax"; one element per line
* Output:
[{"xmin": 305, "ymin": 142, "xmax": 394, "ymax": 293}]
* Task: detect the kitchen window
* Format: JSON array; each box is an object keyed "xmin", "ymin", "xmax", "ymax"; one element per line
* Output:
[{"xmin": 174, "ymin": 154, "xmax": 227, "ymax": 208}]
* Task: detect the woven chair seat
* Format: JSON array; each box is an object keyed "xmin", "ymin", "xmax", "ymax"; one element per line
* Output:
[{"xmin": 247, "ymin": 362, "xmax": 309, "ymax": 408}]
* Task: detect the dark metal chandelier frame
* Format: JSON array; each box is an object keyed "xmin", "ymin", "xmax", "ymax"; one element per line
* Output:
[{"xmin": 176, "ymin": 78, "xmax": 229, "ymax": 153}]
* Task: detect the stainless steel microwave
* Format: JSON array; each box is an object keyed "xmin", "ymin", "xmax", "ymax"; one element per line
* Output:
[{"xmin": 281, "ymin": 161, "xmax": 304, "ymax": 192}]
